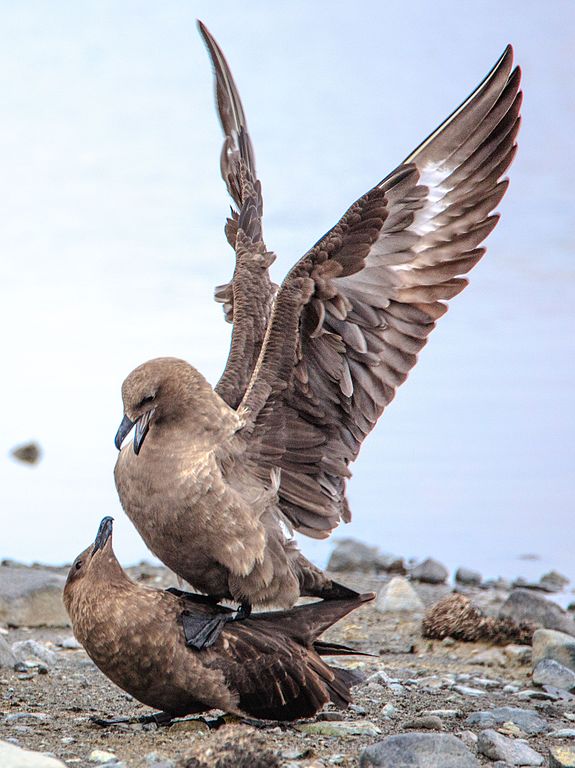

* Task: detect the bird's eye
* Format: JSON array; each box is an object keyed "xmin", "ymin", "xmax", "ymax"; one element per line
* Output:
[
  {"xmin": 75, "ymin": 560, "xmax": 83, "ymax": 571},
  {"xmin": 138, "ymin": 394, "xmax": 155, "ymax": 409}
]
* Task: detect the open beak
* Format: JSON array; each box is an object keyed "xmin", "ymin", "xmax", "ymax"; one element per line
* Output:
[
  {"xmin": 114, "ymin": 408, "xmax": 156, "ymax": 455},
  {"xmin": 92, "ymin": 516, "xmax": 114, "ymax": 555}
]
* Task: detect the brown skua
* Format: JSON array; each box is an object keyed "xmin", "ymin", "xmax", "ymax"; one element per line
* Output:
[
  {"xmin": 64, "ymin": 517, "xmax": 374, "ymax": 723},
  {"xmin": 114, "ymin": 24, "xmax": 522, "ymax": 645}
]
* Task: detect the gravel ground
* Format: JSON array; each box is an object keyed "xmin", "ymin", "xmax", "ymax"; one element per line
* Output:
[{"xmin": 1, "ymin": 566, "xmax": 574, "ymax": 767}]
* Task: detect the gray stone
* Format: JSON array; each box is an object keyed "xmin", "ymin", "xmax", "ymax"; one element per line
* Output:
[
  {"xmin": 541, "ymin": 572, "xmax": 570, "ymax": 592},
  {"xmin": 4, "ymin": 713, "xmax": 49, "ymax": 724},
  {"xmin": 0, "ymin": 634, "xmax": 16, "ymax": 668},
  {"xmin": 376, "ymin": 576, "xmax": 424, "ymax": 615},
  {"xmin": 505, "ymin": 644, "xmax": 532, "ymax": 664},
  {"xmin": 500, "ymin": 590, "xmax": 575, "ymax": 636},
  {"xmin": 410, "ymin": 558, "xmax": 448, "ymax": 584},
  {"xmin": 533, "ymin": 659, "xmax": 575, "ymax": 691},
  {"xmin": 452, "ymin": 684, "xmax": 486, "ymax": 697},
  {"xmin": 327, "ymin": 539, "xmax": 404, "ymax": 573},
  {"xmin": 144, "ymin": 754, "xmax": 176, "ymax": 768},
  {"xmin": 549, "ymin": 745, "xmax": 575, "ymax": 767},
  {"xmin": 532, "ymin": 629, "xmax": 575, "ymax": 670},
  {"xmin": 477, "ymin": 729, "xmax": 543, "ymax": 765},
  {"xmin": 57, "ymin": 636, "xmax": 81, "ymax": 649},
  {"xmin": 403, "ymin": 715, "xmax": 443, "ymax": 730},
  {"xmin": 299, "ymin": 720, "xmax": 380, "ymax": 736},
  {"xmin": 12, "ymin": 640, "xmax": 57, "ymax": 666},
  {"xmin": 0, "ymin": 567, "xmax": 68, "ymax": 627},
  {"xmin": 359, "ymin": 733, "xmax": 479, "ymax": 767},
  {"xmin": 0, "ymin": 739, "xmax": 66, "ymax": 767},
  {"xmin": 422, "ymin": 709, "xmax": 462, "ymax": 720},
  {"xmin": 468, "ymin": 648, "xmax": 506, "ymax": 667},
  {"xmin": 88, "ymin": 750, "xmax": 118, "ymax": 764},
  {"xmin": 550, "ymin": 730, "xmax": 575, "ymax": 738},
  {"xmin": 455, "ymin": 567, "xmax": 482, "ymax": 586},
  {"xmin": 465, "ymin": 707, "xmax": 549, "ymax": 735}
]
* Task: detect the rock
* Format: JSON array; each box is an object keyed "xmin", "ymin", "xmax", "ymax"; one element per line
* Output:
[
  {"xmin": 452, "ymin": 684, "xmax": 486, "ymax": 697},
  {"xmin": 0, "ymin": 635, "xmax": 16, "ymax": 668},
  {"xmin": 422, "ymin": 709, "xmax": 462, "ymax": 720},
  {"xmin": 4, "ymin": 713, "xmax": 49, "ymax": 724},
  {"xmin": 541, "ymin": 572, "xmax": 570, "ymax": 592},
  {"xmin": 12, "ymin": 640, "xmax": 57, "ymax": 666},
  {"xmin": 403, "ymin": 715, "xmax": 444, "ymax": 730},
  {"xmin": 359, "ymin": 733, "xmax": 479, "ymax": 767},
  {"xmin": 550, "ymin": 730, "xmax": 575, "ymax": 738},
  {"xmin": 144, "ymin": 754, "xmax": 176, "ymax": 768},
  {"xmin": 327, "ymin": 539, "xmax": 404, "ymax": 573},
  {"xmin": 505, "ymin": 644, "xmax": 532, "ymax": 664},
  {"xmin": 455, "ymin": 567, "xmax": 482, "ymax": 586},
  {"xmin": 57, "ymin": 636, "xmax": 81, "ymax": 649},
  {"xmin": 410, "ymin": 558, "xmax": 448, "ymax": 584},
  {"xmin": 376, "ymin": 576, "xmax": 424, "ymax": 615},
  {"xmin": 298, "ymin": 720, "xmax": 380, "ymax": 736},
  {"xmin": 88, "ymin": 750, "xmax": 118, "ymax": 764},
  {"xmin": 0, "ymin": 567, "xmax": 68, "ymax": 627},
  {"xmin": 10, "ymin": 442, "xmax": 41, "ymax": 465},
  {"xmin": 468, "ymin": 648, "xmax": 507, "ymax": 666},
  {"xmin": 532, "ymin": 629, "xmax": 575, "ymax": 670},
  {"xmin": 465, "ymin": 707, "xmax": 549, "ymax": 735},
  {"xmin": 550, "ymin": 745, "xmax": 575, "ymax": 767},
  {"xmin": 500, "ymin": 590, "xmax": 575, "ymax": 636},
  {"xmin": 533, "ymin": 659, "xmax": 575, "ymax": 691},
  {"xmin": 477, "ymin": 729, "xmax": 544, "ymax": 765},
  {"xmin": 0, "ymin": 740, "xmax": 66, "ymax": 767}
]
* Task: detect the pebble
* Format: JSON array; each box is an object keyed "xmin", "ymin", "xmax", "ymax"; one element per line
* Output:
[
  {"xmin": 4, "ymin": 712, "xmax": 49, "ymax": 724},
  {"xmin": 381, "ymin": 703, "xmax": 396, "ymax": 719},
  {"xmin": 88, "ymin": 750, "xmax": 119, "ymax": 764},
  {"xmin": 551, "ymin": 730, "xmax": 575, "ymax": 739},
  {"xmin": 0, "ymin": 739, "xmax": 66, "ymax": 767},
  {"xmin": 452, "ymin": 684, "xmax": 486, "ymax": 697},
  {"xmin": 477, "ymin": 728, "xmax": 544, "ymax": 765},
  {"xmin": 410, "ymin": 558, "xmax": 448, "ymax": 584},
  {"xmin": 469, "ymin": 648, "xmax": 507, "ymax": 666},
  {"xmin": 422, "ymin": 709, "xmax": 462, "ymax": 720},
  {"xmin": 144, "ymin": 753, "xmax": 176, "ymax": 768},
  {"xmin": 376, "ymin": 576, "xmax": 424, "ymax": 616},
  {"xmin": 504, "ymin": 644, "xmax": 532, "ymax": 664},
  {"xmin": 500, "ymin": 590, "xmax": 575, "ymax": 636},
  {"xmin": 532, "ymin": 628, "xmax": 575, "ymax": 671},
  {"xmin": 57, "ymin": 636, "xmax": 82, "ymax": 650},
  {"xmin": 403, "ymin": 715, "xmax": 444, "ymax": 730},
  {"xmin": 299, "ymin": 720, "xmax": 381, "ymax": 737},
  {"xmin": 465, "ymin": 707, "xmax": 549, "ymax": 735},
  {"xmin": 550, "ymin": 745, "xmax": 575, "ymax": 767},
  {"xmin": 359, "ymin": 733, "xmax": 480, "ymax": 767},
  {"xmin": 533, "ymin": 659, "xmax": 575, "ymax": 691},
  {"xmin": 455, "ymin": 567, "xmax": 482, "ymax": 586}
]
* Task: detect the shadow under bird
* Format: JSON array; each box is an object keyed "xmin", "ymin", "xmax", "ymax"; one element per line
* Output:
[
  {"xmin": 63, "ymin": 517, "xmax": 373, "ymax": 723},
  {"xmin": 114, "ymin": 22, "xmax": 522, "ymax": 647}
]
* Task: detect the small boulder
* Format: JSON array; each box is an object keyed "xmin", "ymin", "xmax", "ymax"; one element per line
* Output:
[
  {"xmin": 0, "ymin": 566, "xmax": 68, "ymax": 627},
  {"xmin": 465, "ymin": 707, "xmax": 549, "ymax": 735},
  {"xmin": 360, "ymin": 733, "xmax": 479, "ymax": 767},
  {"xmin": 455, "ymin": 567, "xmax": 482, "ymax": 587},
  {"xmin": 376, "ymin": 576, "xmax": 424, "ymax": 616},
  {"xmin": 477, "ymin": 728, "xmax": 543, "ymax": 765},
  {"xmin": 410, "ymin": 558, "xmax": 448, "ymax": 584},
  {"xmin": 532, "ymin": 659, "xmax": 575, "ymax": 691},
  {"xmin": 540, "ymin": 571, "xmax": 570, "ymax": 592},
  {"xmin": 327, "ymin": 539, "xmax": 404, "ymax": 573},
  {"xmin": 0, "ymin": 739, "xmax": 66, "ymax": 767},
  {"xmin": 500, "ymin": 590, "xmax": 575, "ymax": 637},
  {"xmin": 0, "ymin": 635, "xmax": 16, "ymax": 668}
]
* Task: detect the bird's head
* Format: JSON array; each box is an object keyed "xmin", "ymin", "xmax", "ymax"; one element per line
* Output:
[{"xmin": 63, "ymin": 516, "xmax": 118, "ymax": 607}]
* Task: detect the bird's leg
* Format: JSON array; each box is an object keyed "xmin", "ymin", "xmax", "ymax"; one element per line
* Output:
[
  {"xmin": 91, "ymin": 711, "xmax": 174, "ymax": 727},
  {"xmin": 182, "ymin": 602, "xmax": 252, "ymax": 651}
]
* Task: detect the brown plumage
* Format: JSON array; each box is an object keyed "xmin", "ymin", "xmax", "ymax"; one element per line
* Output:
[
  {"xmin": 63, "ymin": 518, "xmax": 373, "ymax": 722},
  {"xmin": 114, "ymin": 28, "xmax": 522, "ymax": 613}
]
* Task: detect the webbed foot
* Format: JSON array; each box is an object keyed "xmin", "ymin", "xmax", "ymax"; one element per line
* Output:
[{"xmin": 182, "ymin": 602, "xmax": 253, "ymax": 650}]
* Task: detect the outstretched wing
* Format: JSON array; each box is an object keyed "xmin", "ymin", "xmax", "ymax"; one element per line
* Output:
[
  {"xmin": 198, "ymin": 22, "xmax": 278, "ymax": 409},
  {"xmin": 236, "ymin": 46, "xmax": 521, "ymax": 538}
]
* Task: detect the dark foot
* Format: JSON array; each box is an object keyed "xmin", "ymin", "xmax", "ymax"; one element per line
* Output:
[
  {"xmin": 182, "ymin": 602, "xmax": 253, "ymax": 650},
  {"xmin": 91, "ymin": 711, "xmax": 173, "ymax": 727}
]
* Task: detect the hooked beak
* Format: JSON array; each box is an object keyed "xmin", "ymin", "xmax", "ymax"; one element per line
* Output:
[
  {"xmin": 114, "ymin": 414, "xmax": 134, "ymax": 450},
  {"xmin": 114, "ymin": 408, "xmax": 156, "ymax": 455},
  {"xmin": 92, "ymin": 516, "xmax": 114, "ymax": 555}
]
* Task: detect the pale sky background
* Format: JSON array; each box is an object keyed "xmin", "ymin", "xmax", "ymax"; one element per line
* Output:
[{"xmin": 0, "ymin": 1, "xmax": 573, "ymax": 587}]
